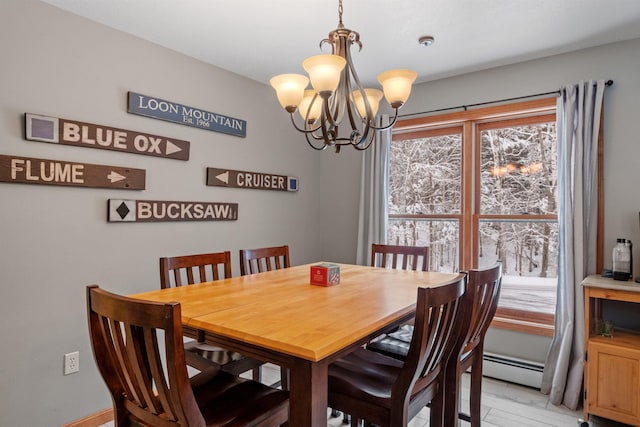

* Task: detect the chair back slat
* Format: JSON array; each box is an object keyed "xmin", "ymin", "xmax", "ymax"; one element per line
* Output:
[
  {"xmin": 393, "ymin": 274, "xmax": 470, "ymax": 400},
  {"xmin": 160, "ymin": 251, "xmax": 232, "ymax": 289},
  {"xmin": 87, "ymin": 285, "xmax": 204, "ymax": 427},
  {"xmin": 371, "ymin": 244, "xmax": 429, "ymax": 271},
  {"xmin": 239, "ymin": 245, "xmax": 290, "ymax": 276},
  {"xmin": 143, "ymin": 327, "xmax": 172, "ymax": 416},
  {"xmin": 462, "ymin": 263, "xmax": 502, "ymax": 354}
]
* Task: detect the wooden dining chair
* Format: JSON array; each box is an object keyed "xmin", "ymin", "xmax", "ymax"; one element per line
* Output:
[
  {"xmin": 365, "ymin": 263, "xmax": 503, "ymax": 427},
  {"xmin": 370, "ymin": 243, "xmax": 430, "ymax": 271},
  {"xmin": 239, "ymin": 245, "xmax": 290, "ymax": 276},
  {"xmin": 327, "ymin": 274, "xmax": 471, "ymax": 427},
  {"xmin": 364, "ymin": 243, "xmax": 429, "ymax": 362},
  {"xmin": 331, "ymin": 243, "xmax": 431, "ymax": 424},
  {"xmin": 160, "ymin": 251, "xmax": 265, "ymax": 382},
  {"xmin": 160, "ymin": 251, "xmax": 232, "ymax": 289},
  {"xmin": 86, "ymin": 285, "xmax": 289, "ymax": 427},
  {"xmin": 238, "ymin": 245, "xmax": 291, "ymax": 389},
  {"xmin": 447, "ymin": 263, "xmax": 502, "ymax": 427}
]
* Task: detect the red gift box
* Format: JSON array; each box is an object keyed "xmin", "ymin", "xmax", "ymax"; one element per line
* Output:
[{"xmin": 310, "ymin": 263, "xmax": 340, "ymax": 286}]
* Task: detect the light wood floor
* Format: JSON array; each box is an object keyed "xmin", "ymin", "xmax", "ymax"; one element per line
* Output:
[{"xmin": 97, "ymin": 363, "xmax": 633, "ymax": 427}]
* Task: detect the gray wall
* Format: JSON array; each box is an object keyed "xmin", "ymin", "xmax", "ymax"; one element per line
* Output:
[
  {"xmin": 0, "ymin": 1, "xmax": 323, "ymax": 425},
  {"xmin": 3, "ymin": 0, "xmax": 640, "ymax": 425}
]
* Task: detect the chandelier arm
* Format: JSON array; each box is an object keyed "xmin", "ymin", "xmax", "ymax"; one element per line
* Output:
[
  {"xmin": 342, "ymin": 55, "xmax": 361, "ymax": 131},
  {"xmin": 333, "ymin": 136, "xmax": 360, "ymax": 143},
  {"xmin": 368, "ymin": 109, "xmax": 400, "ymax": 131},
  {"xmin": 348, "ymin": 122, "xmax": 375, "ymax": 150},
  {"xmin": 322, "ymin": 96, "xmax": 338, "ymax": 129},
  {"xmin": 330, "ymin": 130, "xmax": 374, "ymax": 150},
  {"xmin": 305, "ymin": 132, "xmax": 329, "ymax": 150},
  {"xmin": 345, "ymin": 88, "xmax": 361, "ymax": 135},
  {"xmin": 356, "ymin": 121, "xmax": 372, "ymax": 144},
  {"xmin": 351, "ymin": 136, "xmax": 376, "ymax": 151},
  {"xmin": 344, "ymin": 51, "xmax": 377, "ymax": 149},
  {"xmin": 329, "ymin": 74, "xmax": 347, "ymax": 129},
  {"xmin": 289, "ymin": 113, "xmax": 322, "ymax": 134},
  {"xmin": 345, "ymin": 49, "xmax": 374, "ymax": 121},
  {"xmin": 319, "ymin": 106, "xmax": 336, "ymax": 146}
]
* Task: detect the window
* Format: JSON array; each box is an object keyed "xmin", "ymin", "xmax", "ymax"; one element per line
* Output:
[{"xmin": 388, "ymin": 98, "xmax": 558, "ymax": 335}]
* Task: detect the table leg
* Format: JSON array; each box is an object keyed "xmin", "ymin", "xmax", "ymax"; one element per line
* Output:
[{"xmin": 288, "ymin": 357, "xmax": 328, "ymax": 426}]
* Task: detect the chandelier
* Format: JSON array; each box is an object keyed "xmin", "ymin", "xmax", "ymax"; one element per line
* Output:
[{"xmin": 270, "ymin": 0, "xmax": 417, "ymax": 153}]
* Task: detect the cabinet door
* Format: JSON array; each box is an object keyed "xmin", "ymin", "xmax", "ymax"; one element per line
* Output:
[{"xmin": 587, "ymin": 340, "xmax": 640, "ymax": 425}]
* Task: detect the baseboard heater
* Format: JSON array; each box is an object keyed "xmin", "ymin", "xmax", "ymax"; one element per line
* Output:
[{"xmin": 482, "ymin": 353, "xmax": 544, "ymax": 389}]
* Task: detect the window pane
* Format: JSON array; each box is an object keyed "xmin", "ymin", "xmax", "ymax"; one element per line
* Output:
[
  {"xmin": 387, "ymin": 219, "xmax": 459, "ymax": 272},
  {"xmin": 389, "ymin": 134, "xmax": 462, "ymax": 215},
  {"xmin": 480, "ymin": 122, "xmax": 557, "ymax": 215},
  {"xmin": 478, "ymin": 220, "xmax": 557, "ymax": 314}
]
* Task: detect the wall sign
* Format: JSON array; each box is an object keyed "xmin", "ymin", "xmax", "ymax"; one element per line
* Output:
[
  {"xmin": 0, "ymin": 154, "xmax": 145, "ymax": 190},
  {"xmin": 127, "ymin": 92, "xmax": 246, "ymax": 138},
  {"xmin": 25, "ymin": 113, "xmax": 190, "ymax": 160},
  {"xmin": 206, "ymin": 167, "xmax": 298, "ymax": 192},
  {"xmin": 108, "ymin": 199, "xmax": 238, "ymax": 222}
]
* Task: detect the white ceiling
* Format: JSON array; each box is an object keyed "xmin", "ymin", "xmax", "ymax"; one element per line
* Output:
[{"xmin": 40, "ymin": 0, "xmax": 640, "ymax": 87}]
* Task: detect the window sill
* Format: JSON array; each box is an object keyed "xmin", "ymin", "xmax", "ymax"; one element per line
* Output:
[{"xmin": 492, "ymin": 308, "xmax": 555, "ymax": 337}]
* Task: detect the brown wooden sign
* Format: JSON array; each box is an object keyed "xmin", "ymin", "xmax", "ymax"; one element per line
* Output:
[
  {"xmin": 0, "ymin": 154, "xmax": 145, "ymax": 190},
  {"xmin": 206, "ymin": 167, "xmax": 298, "ymax": 192},
  {"xmin": 25, "ymin": 113, "xmax": 190, "ymax": 160},
  {"xmin": 108, "ymin": 199, "xmax": 238, "ymax": 222}
]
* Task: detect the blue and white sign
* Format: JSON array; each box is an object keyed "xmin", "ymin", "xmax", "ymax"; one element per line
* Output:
[{"xmin": 127, "ymin": 92, "xmax": 246, "ymax": 138}]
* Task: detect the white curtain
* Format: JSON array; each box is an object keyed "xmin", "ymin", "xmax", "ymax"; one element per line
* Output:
[
  {"xmin": 356, "ymin": 118, "xmax": 391, "ymax": 265},
  {"xmin": 541, "ymin": 80, "xmax": 605, "ymax": 410}
]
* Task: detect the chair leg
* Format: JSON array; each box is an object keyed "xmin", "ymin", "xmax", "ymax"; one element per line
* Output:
[
  {"xmin": 430, "ymin": 379, "xmax": 445, "ymax": 427},
  {"xmin": 469, "ymin": 354, "xmax": 483, "ymax": 427},
  {"xmin": 443, "ymin": 359, "xmax": 462, "ymax": 427},
  {"xmin": 252, "ymin": 366, "xmax": 262, "ymax": 383},
  {"xmin": 280, "ymin": 367, "xmax": 289, "ymax": 390}
]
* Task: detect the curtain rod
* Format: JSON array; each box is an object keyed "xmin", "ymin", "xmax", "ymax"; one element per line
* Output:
[{"xmin": 399, "ymin": 79, "xmax": 614, "ymax": 119}]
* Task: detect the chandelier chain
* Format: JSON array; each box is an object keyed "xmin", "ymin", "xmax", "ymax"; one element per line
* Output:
[{"xmin": 338, "ymin": 0, "xmax": 343, "ymax": 26}]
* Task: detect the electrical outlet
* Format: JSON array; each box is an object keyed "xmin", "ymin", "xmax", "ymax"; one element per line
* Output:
[{"xmin": 64, "ymin": 351, "xmax": 79, "ymax": 375}]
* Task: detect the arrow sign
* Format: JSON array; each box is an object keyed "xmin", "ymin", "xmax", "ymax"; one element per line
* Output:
[
  {"xmin": 25, "ymin": 113, "xmax": 190, "ymax": 160},
  {"xmin": 0, "ymin": 154, "xmax": 145, "ymax": 190},
  {"xmin": 216, "ymin": 171, "xmax": 229, "ymax": 184},
  {"xmin": 107, "ymin": 171, "xmax": 126, "ymax": 183},
  {"xmin": 165, "ymin": 140, "xmax": 182, "ymax": 155},
  {"xmin": 207, "ymin": 167, "xmax": 298, "ymax": 192}
]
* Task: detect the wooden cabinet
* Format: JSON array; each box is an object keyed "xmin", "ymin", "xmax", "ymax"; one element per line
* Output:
[{"xmin": 582, "ymin": 275, "xmax": 640, "ymax": 427}]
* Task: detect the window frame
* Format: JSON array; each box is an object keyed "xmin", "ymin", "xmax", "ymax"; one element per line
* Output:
[{"xmin": 391, "ymin": 97, "xmax": 603, "ymax": 336}]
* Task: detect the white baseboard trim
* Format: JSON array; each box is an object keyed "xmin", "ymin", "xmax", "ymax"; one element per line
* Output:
[{"xmin": 482, "ymin": 352, "xmax": 544, "ymax": 389}]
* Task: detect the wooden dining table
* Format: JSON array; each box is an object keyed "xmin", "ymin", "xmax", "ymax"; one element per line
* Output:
[{"xmin": 131, "ymin": 262, "xmax": 460, "ymax": 426}]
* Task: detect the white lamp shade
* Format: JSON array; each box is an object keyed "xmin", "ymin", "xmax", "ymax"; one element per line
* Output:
[
  {"xmin": 270, "ymin": 74, "xmax": 309, "ymax": 111},
  {"xmin": 352, "ymin": 88, "xmax": 383, "ymax": 118},
  {"xmin": 302, "ymin": 54, "xmax": 346, "ymax": 94},
  {"xmin": 377, "ymin": 69, "xmax": 417, "ymax": 107},
  {"xmin": 298, "ymin": 90, "xmax": 323, "ymax": 122}
]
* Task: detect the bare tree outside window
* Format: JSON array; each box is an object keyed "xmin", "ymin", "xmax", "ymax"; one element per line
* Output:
[
  {"xmin": 478, "ymin": 121, "xmax": 558, "ymax": 315},
  {"xmin": 388, "ymin": 133, "xmax": 462, "ymax": 272},
  {"xmin": 389, "ymin": 105, "xmax": 558, "ymax": 328}
]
